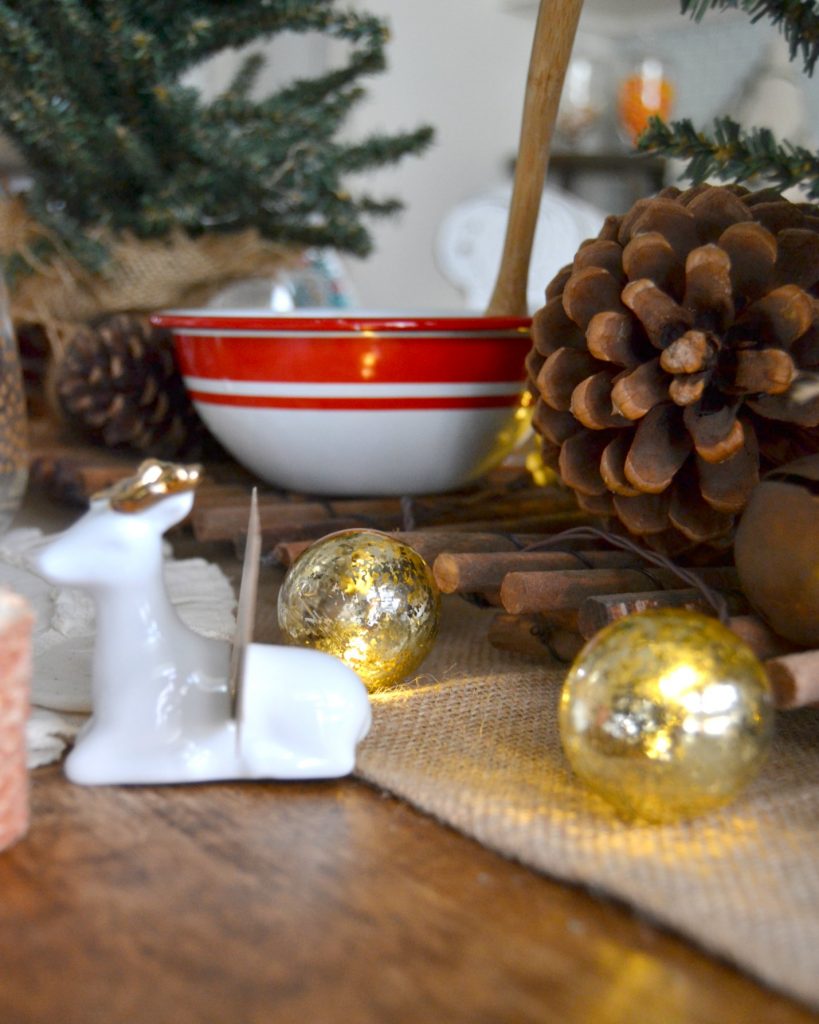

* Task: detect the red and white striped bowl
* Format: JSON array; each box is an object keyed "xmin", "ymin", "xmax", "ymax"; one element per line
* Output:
[{"xmin": 151, "ymin": 309, "xmax": 533, "ymax": 495}]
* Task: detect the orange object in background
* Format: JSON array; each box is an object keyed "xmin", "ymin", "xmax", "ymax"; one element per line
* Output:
[{"xmin": 617, "ymin": 57, "xmax": 675, "ymax": 142}]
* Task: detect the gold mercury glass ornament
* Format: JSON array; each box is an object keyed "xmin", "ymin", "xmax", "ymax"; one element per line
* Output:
[
  {"xmin": 277, "ymin": 530, "xmax": 440, "ymax": 692},
  {"xmin": 559, "ymin": 609, "xmax": 775, "ymax": 824}
]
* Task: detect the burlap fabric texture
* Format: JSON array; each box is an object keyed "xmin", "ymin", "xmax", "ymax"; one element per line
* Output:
[
  {"xmin": 356, "ymin": 598, "xmax": 819, "ymax": 1012},
  {"xmin": 0, "ymin": 196, "xmax": 297, "ymax": 346}
]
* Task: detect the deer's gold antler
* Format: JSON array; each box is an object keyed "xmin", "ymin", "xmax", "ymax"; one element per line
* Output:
[{"xmin": 94, "ymin": 460, "xmax": 202, "ymax": 513}]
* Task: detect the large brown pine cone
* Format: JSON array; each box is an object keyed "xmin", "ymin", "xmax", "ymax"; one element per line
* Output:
[{"xmin": 527, "ymin": 184, "xmax": 819, "ymax": 552}]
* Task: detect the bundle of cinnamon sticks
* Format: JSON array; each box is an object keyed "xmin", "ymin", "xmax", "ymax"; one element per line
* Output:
[{"xmin": 29, "ymin": 423, "xmax": 818, "ymax": 712}]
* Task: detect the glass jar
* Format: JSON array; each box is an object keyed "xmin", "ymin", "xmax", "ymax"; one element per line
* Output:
[
  {"xmin": 555, "ymin": 54, "xmax": 607, "ymax": 151},
  {"xmin": 616, "ymin": 56, "xmax": 675, "ymax": 145}
]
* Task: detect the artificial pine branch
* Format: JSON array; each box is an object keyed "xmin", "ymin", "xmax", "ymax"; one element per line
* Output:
[
  {"xmin": 639, "ymin": 2, "xmax": 819, "ymax": 196},
  {"xmin": 638, "ymin": 115, "xmax": 819, "ymax": 197},
  {"xmin": 681, "ymin": 0, "xmax": 819, "ymax": 75},
  {"xmin": 0, "ymin": 0, "xmax": 433, "ymax": 271}
]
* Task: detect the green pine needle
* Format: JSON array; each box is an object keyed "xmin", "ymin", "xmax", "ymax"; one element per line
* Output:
[
  {"xmin": 638, "ymin": 114, "xmax": 819, "ymax": 198},
  {"xmin": 681, "ymin": 0, "xmax": 819, "ymax": 75},
  {"xmin": 0, "ymin": 1, "xmax": 434, "ymax": 271}
]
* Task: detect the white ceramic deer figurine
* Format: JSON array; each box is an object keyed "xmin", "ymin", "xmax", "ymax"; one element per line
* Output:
[{"xmin": 32, "ymin": 461, "xmax": 371, "ymax": 786}]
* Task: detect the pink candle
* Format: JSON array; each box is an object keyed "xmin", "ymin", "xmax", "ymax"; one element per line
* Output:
[{"xmin": 0, "ymin": 589, "xmax": 32, "ymax": 852}]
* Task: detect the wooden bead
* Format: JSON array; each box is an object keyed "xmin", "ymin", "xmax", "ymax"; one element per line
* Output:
[{"xmin": 735, "ymin": 456, "xmax": 819, "ymax": 645}]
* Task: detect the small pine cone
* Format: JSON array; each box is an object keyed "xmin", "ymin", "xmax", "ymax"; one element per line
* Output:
[
  {"xmin": 51, "ymin": 313, "xmax": 206, "ymax": 457},
  {"xmin": 528, "ymin": 183, "xmax": 819, "ymax": 552}
]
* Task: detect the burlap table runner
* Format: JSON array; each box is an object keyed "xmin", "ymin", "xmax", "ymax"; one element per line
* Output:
[{"xmin": 356, "ymin": 598, "xmax": 819, "ymax": 1011}]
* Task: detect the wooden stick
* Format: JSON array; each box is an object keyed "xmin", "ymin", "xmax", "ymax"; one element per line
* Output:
[
  {"xmin": 486, "ymin": 0, "xmax": 584, "ymax": 317},
  {"xmin": 193, "ymin": 489, "xmax": 581, "ymax": 543},
  {"xmin": 433, "ymin": 549, "xmax": 640, "ymax": 595},
  {"xmin": 487, "ymin": 610, "xmax": 794, "ymax": 668},
  {"xmin": 433, "ymin": 510, "xmax": 595, "ymax": 535},
  {"xmin": 500, "ymin": 566, "xmax": 739, "ymax": 615},
  {"xmin": 487, "ymin": 614, "xmax": 584, "ymax": 663},
  {"xmin": 765, "ymin": 649, "xmax": 819, "ymax": 709},
  {"xmin": 577, "ymin": 588, "xmax": 750, "ymax": 638},
  {"xmin": 270, "ymin": 530, "xmax": 584, "ymax": 569},
  {"xmin": 258, "ymin": 517, "xmax": 376, "ymax": 550},
  {"xmin": 729, "ymin": 615, "xmax": 796, "ymax": 662}
]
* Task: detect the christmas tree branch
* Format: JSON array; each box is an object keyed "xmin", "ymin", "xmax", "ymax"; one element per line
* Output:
[
  {"xmin": 638, "ymin": 114, "xmax": 819, "ymax": 197},
  {"xmin": 160, "ymin": 4, "xmax": 388, "ymax": 79},
  {"xmin": 0, "ymin": 0, "xmax": 434, "ymax": 269},
  {"xmin": 681, "ymin": 0, "xmax": 819, "ymax": 75},
  {"xmin": 224, "ymin": 53, "xmax": 267, "ymax": 101}
]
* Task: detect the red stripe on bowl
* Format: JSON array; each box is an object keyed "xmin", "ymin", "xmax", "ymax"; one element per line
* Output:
[
  {"xmin": 173, "ymin": 333, "xmax": 532, "ymax": 385},
  {"xmin": 187, "ymin": 391, "xmax": 524, "ymax": 411}
]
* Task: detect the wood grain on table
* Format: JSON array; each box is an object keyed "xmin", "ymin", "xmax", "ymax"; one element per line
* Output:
[{"xmin": 0, "ymin": 765, "xmax": 816, "ymax": 1024}]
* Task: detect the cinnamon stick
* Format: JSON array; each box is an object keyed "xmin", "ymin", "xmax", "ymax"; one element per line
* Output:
[
  {"xmin": 500, "ymin": 565, "xmax": 739, "ymax": 615},
  {"xmin": 487, "ymin": 608, "xmax": 790, "ymax": 667},
  {"xmin": 577, "ymin": 587, "xmax": 750, "ymax": 638},
  {"xmin": 432, "ymin": 511, "xmax": 595, "ymax": 535},
  {"xmin": 195, "ymin": 488, "xmax": 581, "ymax": 543},
  {"xmin": 487, "ymin": 614, "xmax": 584, "ymax": 663},
  {"xmin": 433, "ymin": 549, "xmax": 639, "ymax": 595},
  {"xmin": 271, "ymin": 530, "xmax": 569, "ymax": 569}
]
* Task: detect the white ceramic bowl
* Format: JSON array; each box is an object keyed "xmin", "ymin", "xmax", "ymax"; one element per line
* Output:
[{"xmin": 150, "ymin": 309, "xmax": 533, "ymax": 495}]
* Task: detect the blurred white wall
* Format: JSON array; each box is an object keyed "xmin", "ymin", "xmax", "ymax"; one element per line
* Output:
[
  {"xmin": 337, "ymin": 0, "xmax": 535, "ymax": 310},
  {"xmin": 188, "ymin": 2, "xmax": 819, "ymax": 312}
]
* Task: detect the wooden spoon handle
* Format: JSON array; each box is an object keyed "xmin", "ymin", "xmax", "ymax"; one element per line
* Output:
[{"xmin": 486, "ymin": 0, "xmax": 584, "ymax": 318}]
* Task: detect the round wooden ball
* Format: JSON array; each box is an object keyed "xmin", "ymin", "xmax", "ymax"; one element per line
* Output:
[{"xmin": 734, "ymin": 455, "xmax": 819, "ymax": 646}]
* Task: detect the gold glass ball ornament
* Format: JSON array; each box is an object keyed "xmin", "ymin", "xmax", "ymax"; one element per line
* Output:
[
  {"xmin": 559, "ymin": 610, "xmax": 775, "ymax": 823},
  {"xmin": 277, "ymin": 529, "xmax": 440, "ymax": 692}
]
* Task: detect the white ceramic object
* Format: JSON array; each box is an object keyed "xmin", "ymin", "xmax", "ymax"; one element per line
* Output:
[
  {"xmin": 151, "ymin": 309, "xmax": 533, "ymax": 495},
  {"xmin": 31, "ymin": 468, "xmax": 371, "ymax": 786},
  {"xmin": 436, "ymin": 183, "xmax": 606, "ymax": 313}
]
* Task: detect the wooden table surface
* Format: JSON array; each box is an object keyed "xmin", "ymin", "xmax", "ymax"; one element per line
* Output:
[{"xmin": 1, "ymin": 499, "xmax": 817, "ymax": 1023}]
